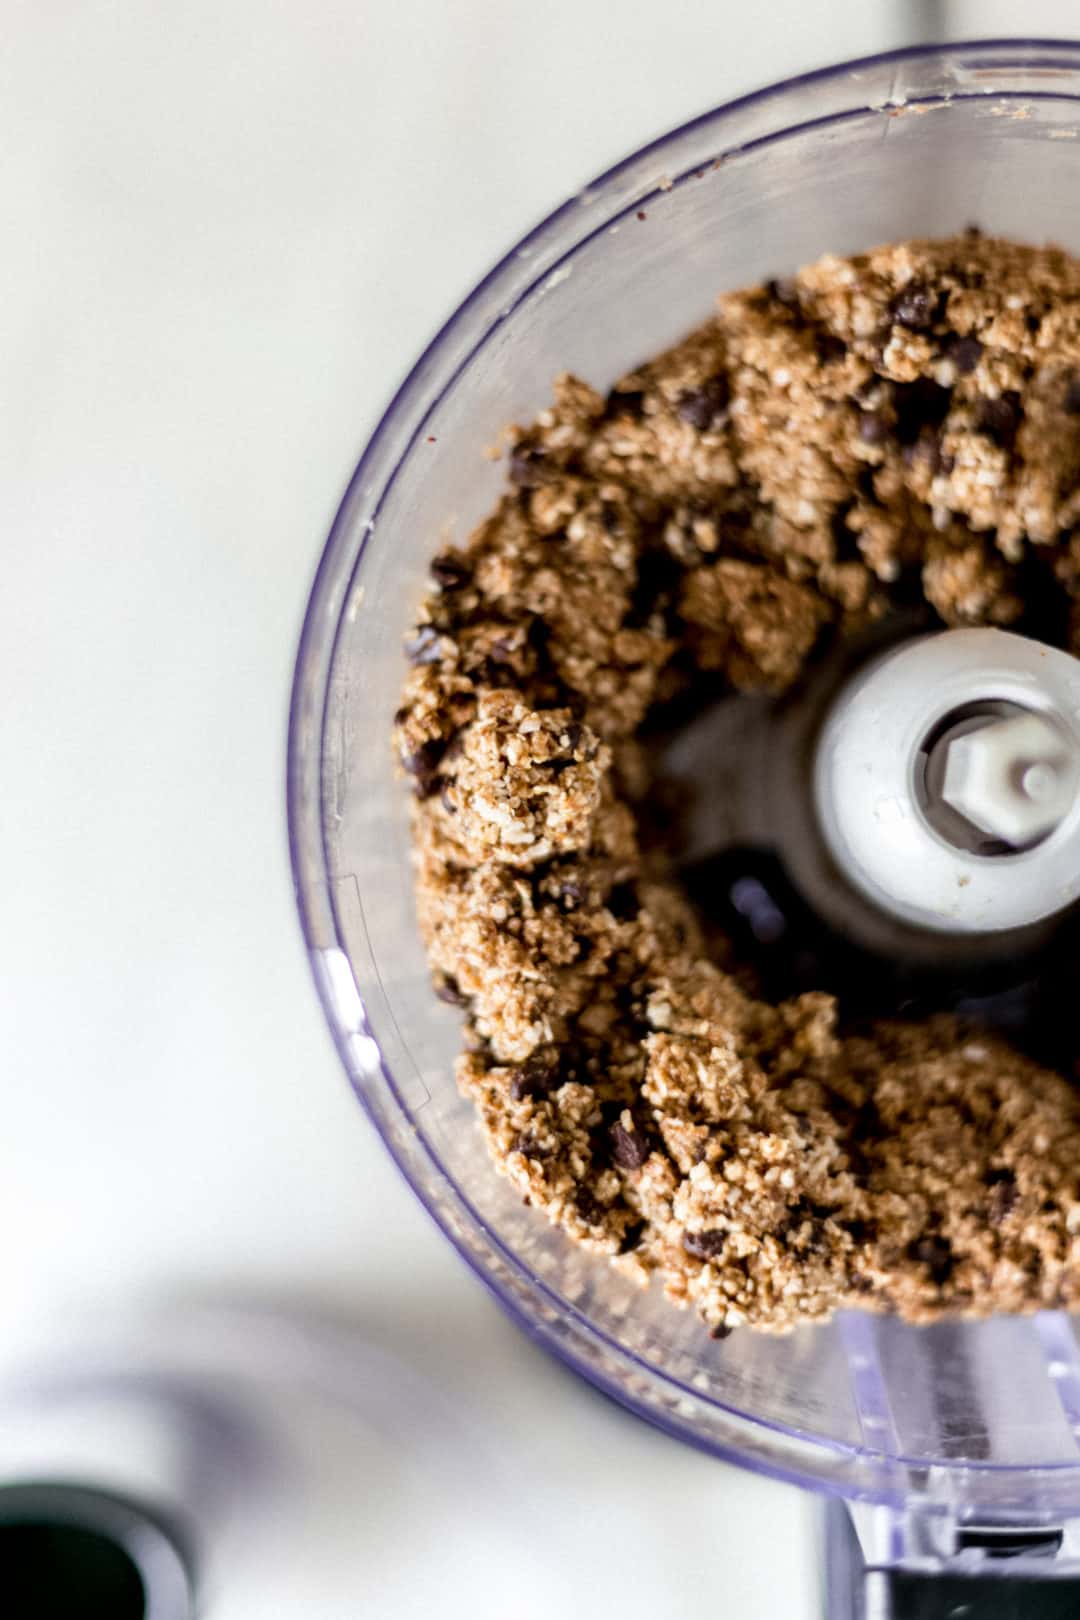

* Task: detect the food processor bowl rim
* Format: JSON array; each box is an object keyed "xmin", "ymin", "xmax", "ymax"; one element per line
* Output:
[{"xmin": 288, "ymin": 37, "xmax": 1080, "ymax": 1504}]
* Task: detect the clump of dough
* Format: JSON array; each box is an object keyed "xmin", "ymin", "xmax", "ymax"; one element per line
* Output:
[
  {"xmin": 438, "ymin": 691, "xmax": 608, "ymax": 865},
  {"xmin": 395, "ymin": 233, "xmax": 1080, "ymax": 1334}
]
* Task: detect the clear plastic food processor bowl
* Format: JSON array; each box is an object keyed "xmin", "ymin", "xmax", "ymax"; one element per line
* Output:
[{"xmin": 289, "ymin": 40, "xmax": 1080, "ymax": 1593}]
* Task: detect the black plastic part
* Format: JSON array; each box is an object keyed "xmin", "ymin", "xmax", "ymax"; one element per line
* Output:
[
  {"xmin": 1, "ymin": 1519, "xmax": 146, "ymax": 1617},
  {"xmin": 883, "ymin": 1571, "xmax": 1080, "ymax": 1618},
  {"xmin": 957, "ymin": 1527, "xmax": 1064, "ymax": 1558},
  {"xmin": 823, "ymin": 1499, "xmax": 1080, "ymax": 1620},
  {"xmin": 0, "ymin": 1483, "xmax": 195, "ymax": 1620}
]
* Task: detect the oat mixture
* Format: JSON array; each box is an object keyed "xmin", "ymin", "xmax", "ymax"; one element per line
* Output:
[{"xmin": 393, "ymin": 234, "xmax": 1080, "ymax": 1336}]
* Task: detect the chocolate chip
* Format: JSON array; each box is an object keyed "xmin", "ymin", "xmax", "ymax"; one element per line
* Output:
[
  {"xmin": 890, "ymin": 282, "xmax": 941, "ymax": 331},
  {"xmin": 676, "ymin": 374, "xmax": 731, "ymax": 432},
  {"xmin": 987, "ymin": 1167, "xmax": 1018, "ymax": 1225},
  {"xmin": 908, "ymin": 1234, "xmax": 954, "ymax": 1286},
  {"xmin": 624, "ymin": 545, "xmax": 682, "ymax": 627},
  {"xmin": 406, "ymin": 625, "xmax": 443, "ymax": 665},
  {"xmin": 709, "ymin": 1322, "xmax": 733, "ymax": 1341},
  {"xmin": 606, "ymin": 882, "xmax": 638, "ymax": 921},
  {"xmin": 512, "ymin": 1131, "xmax": 551, "ymax": 1160},
  {"xmin": 610, "ymin": 1118, "xmax": 650, "ymax": 1169},
  {"xmin": 431, "ymin": 551, "xmax": 471, "ymax": 590},
  {"xmin": 576, "ymin": 1187, "xmax": 604, "ymax": 1224},
  {"xmin": 974, "ymin": 391, "xmax": 1021, "ymax": 450},
  {"xmin": 434, "ymin": 975, "xmax": 467, "ymax": 1006},
  {"xmin": 566, "ymin": 727, "xmax": 598, "ymax": 762},
  {"xmin": 509, "ymin": 443, "xmax": 546, "ymax": 488},
  {"xmin": 618, "ymin": 1218, "xmax": 647, "ymax": 1254},
  {"xmin": 765, "ymin": 277, "xmax": 800, "ymax": 311},
  {"xmin": 587, "ymin": 1124, "xmax": 614, "ymax": 1172},
  {"xmin": 605, "ymin": 387, "xmax": 646, "ymax": 420},
  {"xmin": 393, "ymin": 705, "xmax": 410, "ymax": 726},
  {"xmin": 858, "ymin": 410, "xmax": 889, "ymax": 445},
  {"xmin": 815, "ymin": 332, "xmax": 846, "ymax": 366},
  {"xmin": 508, "ymin": 1048, "xmax": 561, "ymax": 1102},
  {"xmin": 529, "ymin": 1048, "xmax": 562, "ymax": 1086},
  {"xmin": 683, "ymin": 1229, "xmax": 727, "ymax": 1261},
  {"xmin": 401, "ymin": 737, "xmax": 446, "ymax": 797},
  {"xmin": 855, "ymin": 466, "xmax": 878, "ymax": 502},
  {"xmin": 525, "ymin": 613, "xmax": 551, "ymax": 652},
  {"xmin": 893, "ymin": 378, "xmax": 952, "ymax": 446},
  {"xmin": 852, "ymin": 1099, "xmax": 882, "ymax": 1142},
  {"xmin": 844, "ymin": 1218, "xmax": 875, "ymax": 1245},
  {"xmin": 783, "ymin": 1197, "xmax": 831, "ymax": 1251},
  {"xmin": 1065, "ymin": 374, "xmax": 1080, "ymax": 415},
  {"xmin": 947, "ymin": 335, "xmax": 983, "ymax": 375},
  {"xmin": 558, "ymin": 879, "xmax": 586, "ymax": 911}
]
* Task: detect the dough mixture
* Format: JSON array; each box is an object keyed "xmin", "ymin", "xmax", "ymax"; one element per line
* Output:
[{"xmin": 393, "ymin": 234, "xmax": 1080, "ymax": 1335}]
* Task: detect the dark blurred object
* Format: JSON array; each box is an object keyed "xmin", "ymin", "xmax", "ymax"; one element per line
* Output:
[{"xmin": 0, "ymin": 1484, "xmax": 192, "ymax": 1619}]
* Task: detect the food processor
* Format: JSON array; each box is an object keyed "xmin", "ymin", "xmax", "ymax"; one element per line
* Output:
[{"xmin": 288, "ymin": 41, "xmax": 1080, "ymax": 1615}]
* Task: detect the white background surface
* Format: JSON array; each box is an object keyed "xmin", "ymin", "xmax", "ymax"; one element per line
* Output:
[{"xmin": 3, "ymin": 4, "xmax": 1079, "ymax": 1616}]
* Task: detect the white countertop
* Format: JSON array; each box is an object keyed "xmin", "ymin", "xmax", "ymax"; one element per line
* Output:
[{"xmin": 3, "ymin": 4, "xmax": 1078, "ymax": 1615}]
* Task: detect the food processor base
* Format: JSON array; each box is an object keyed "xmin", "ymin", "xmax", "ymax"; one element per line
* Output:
[
  {"xmin": 823, "ymin": 1496, "xmax": 1080, "ymax": 1618},
  {"xmin": 290, "ymin": 36, "xmax": 1080, "ymax": 1620}
]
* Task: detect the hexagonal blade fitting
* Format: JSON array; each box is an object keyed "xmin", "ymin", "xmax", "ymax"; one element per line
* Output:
[{"xmin": 941, "ymin": 712, "xmax": 1078, "ymax": 845}]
